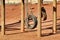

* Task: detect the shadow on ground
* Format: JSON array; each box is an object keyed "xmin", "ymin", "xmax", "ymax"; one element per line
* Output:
[{"xmin": 0, "ymin": 18, "xmax": 60, "ymax": 37}]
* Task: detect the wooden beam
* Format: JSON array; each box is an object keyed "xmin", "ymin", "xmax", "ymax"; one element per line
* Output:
[
  {"xmin": 20, "ymin": 0, "xmax": 25, "ymax": 32},
  {"xmin": 1, "ymin": 0, "xmax": 5, "ymax": 35},
  {"xmin": 25, "ymin": 0, "xmax": 29, "ymax": 29},
  {"xmin": 37, "ymin": 0, "xmax": 42, "ymax": 37},
  {"xmin": 53, "ymin": 0, "xmax": 57, "ymax": 34}
]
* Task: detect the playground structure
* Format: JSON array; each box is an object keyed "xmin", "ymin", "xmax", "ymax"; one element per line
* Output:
[{"xmin": 1, "ymin": 0, "xmax": 57, "ymax": 37}]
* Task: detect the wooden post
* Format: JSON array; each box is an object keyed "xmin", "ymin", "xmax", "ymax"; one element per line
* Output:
[
  {"xmin": 53, "ymin": 0, "xmax": 57, "ymax": 34},
  {"xmin": 1, "ymin": 0, "xmax": 5, "ymax": 35},
  {"xmin": 20, "ymin": 0, "xmax": 25, "ymax": 32},
  {"xmin": 37, "ymin": 0, "xmax": 42, "ymax": 37},
  {"xmin": 25, "ymin": 0, "xmax": 29, "ymax": 29}
]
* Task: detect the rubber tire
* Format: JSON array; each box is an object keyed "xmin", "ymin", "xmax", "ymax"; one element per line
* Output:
[
  {"xmin": 25, "ymin": 14, "xmax": 37, "ymax": 29},
  {"xmin": 41, "ymin": 7, "xmax": 47, "ymax": 20}
]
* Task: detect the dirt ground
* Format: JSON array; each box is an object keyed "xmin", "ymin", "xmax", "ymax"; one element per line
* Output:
[{"xmin": 0, "ymin": 3, "xmax": 60, "ymax": 40}]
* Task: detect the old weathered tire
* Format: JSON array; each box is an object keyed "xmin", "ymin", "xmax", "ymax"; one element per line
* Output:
[
  {"xmin": 25, "ymin": 14, "xmax": 37, "ymax": 29},
  {"xmin": 41, "ymin": 7, "xmax": 47, "ymax": 20}
]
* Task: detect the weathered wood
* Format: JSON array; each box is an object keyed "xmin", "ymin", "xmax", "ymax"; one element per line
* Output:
[
  {"xmin": 1, "ymin": 0, "xmax": 5, "ymax": 35},
  {"xmin": 37, "ymin": 0, "xmax": 42, "ymax": 37},
  {"xmin": 20, "ymin": 0, "xmax": 25, "ymax": 32},
  {"xmin": 25, "ymin": 0, "xmax": 28, "ymax": 26},
  {"xmin": 53, "ymin": 0, "xmax": 57, "ymax": 34}
]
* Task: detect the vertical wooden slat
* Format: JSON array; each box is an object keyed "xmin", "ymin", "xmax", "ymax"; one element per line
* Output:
[
  {"xmin": 53, "ymin": 0, "xmax": 57, "ymax": 34},
  {"xmin": 37, "ymin": 0, "xmax": 42, "ymax": 37},
  {"xmin": 1, "ymin": 0, "xmax": 5, "ymax": 35},
  {"xmin": 25, "ymin": 0, "xmax": 28, "ymax": 28},
  {"xmin": 20, "ymin": 0, "xmax": 25, "ymax": 32}
]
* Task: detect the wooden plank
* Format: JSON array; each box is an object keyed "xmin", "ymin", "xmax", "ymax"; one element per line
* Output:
[
  {"xmin": 53, "ymin": 0, "xmax": 57, "ymax": 34},
  {"xmin": 1, "ymin": 0, "xmax": 5, "ymax": 35},
  {"xmin": 37, "ymin": 0, "xmax": 42, "ymax": 37},
  {"xmin": 20, "ymin": 0, "xmax": 25, "ymax": 32},
  {"xmin": 25, "ymin": 0, "xmax": 28, "ymax": 28}
]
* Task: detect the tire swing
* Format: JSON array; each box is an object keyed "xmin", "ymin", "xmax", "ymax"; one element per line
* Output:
[
  {"xmin": 25, "ymin": 12, "xmax": 37, "ymax": 29},
  {"xmin": 41, "ymin": 7, "xmax": 47, "ymax": 21},
  {"xmin": 25, "ymin": 0, "xmax": 37, "ymax": 29}
]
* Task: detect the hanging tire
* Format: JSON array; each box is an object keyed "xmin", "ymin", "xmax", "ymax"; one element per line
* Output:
[
  {"xmin": 25, "ymin": 14, "xmax": 37, "ymax": 29},
  {"xmin": 41, "ymin": 7, "xmax": 47, "ymax": 20}
]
